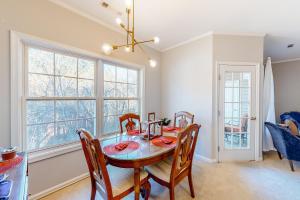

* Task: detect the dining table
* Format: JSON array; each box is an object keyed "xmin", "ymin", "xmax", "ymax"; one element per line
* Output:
[{"xmin": 101, "ymin": 130, "xmax": 180, "ymax": 200}]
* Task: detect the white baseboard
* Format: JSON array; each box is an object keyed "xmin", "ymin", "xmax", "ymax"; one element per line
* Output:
[
  {"xmin": 29, "ymin": 172, "xmax": 89, "ymax": 200},
  {"xmin": 195, "ymin": 154, "xmax": 217, "ymax": 163}
]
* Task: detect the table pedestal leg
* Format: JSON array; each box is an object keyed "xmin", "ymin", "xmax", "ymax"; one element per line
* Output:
[{"xmin": 134, "ymin": 168, "xmax": 141, "ymax": 200}]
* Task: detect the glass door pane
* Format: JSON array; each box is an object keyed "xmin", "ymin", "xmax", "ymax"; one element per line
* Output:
[{"xmin": 223, "ymin": 72, "xmax": 251, "ymax": 149}]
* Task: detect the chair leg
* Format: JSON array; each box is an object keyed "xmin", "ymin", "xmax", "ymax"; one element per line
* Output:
[
  {"xmin": 277, "ymin": 151, "xmax": 282, "ymax": 160},
  {"xmin": 169, "ymin": 186, "xmax": 175, "ymax": 200},
  {"xmin": 90, "ymin": 181, "xmax": 96, "ymax": 200},
  {"xmin": 142, "ymin": 180, "xmax": 151, "ymax": 200},
  {"xmin": 289, "ymin": 160, "xmax": 295, "ymax": 172},
  {"xmin": 188, "ymin": 171, "xmax": 195, "ymax": 198}
]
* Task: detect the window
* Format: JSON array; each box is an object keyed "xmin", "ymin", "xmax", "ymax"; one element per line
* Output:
[
  {"xmin": 103, "ymin": 63, "xmax": 140, "ymax": 134},
  {"xmin": 11, "ymin": 31, "xmax": 145, "ymax": 162},
  {"xmin": 25, "ymin": 47, "xmax": 96, "ymax": 151}
]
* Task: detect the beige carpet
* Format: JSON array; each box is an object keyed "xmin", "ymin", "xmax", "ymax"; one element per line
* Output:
[{"xmin": 40, "ymin": 152, "xmax": 300, "ymax": 200}]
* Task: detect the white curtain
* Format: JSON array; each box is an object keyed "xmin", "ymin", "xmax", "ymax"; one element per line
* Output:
[{"xmin": 263, "ymin": 57, "xmax": 276, "ymax": 151}]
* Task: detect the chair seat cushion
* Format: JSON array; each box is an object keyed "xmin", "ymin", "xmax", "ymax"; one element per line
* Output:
[
  {"xmin": 145, "ymin": 157, "xmax": 173, "ymax": 183},
  {"xmin": 107, "ymin": 165, "xmax": 148, "ymax": 197}
]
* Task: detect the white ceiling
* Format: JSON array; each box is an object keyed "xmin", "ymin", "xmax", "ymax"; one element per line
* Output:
[{"xmin": 50, "ymin": 0, "xmax": 300, "ymax": 62}]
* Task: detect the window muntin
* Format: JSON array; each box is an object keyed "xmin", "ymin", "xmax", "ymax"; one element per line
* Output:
[
  {"xmin": 26, "ymin": 47, "xmax": 96, "ymax": 151},
  {"xmin": 103, "ymin": 63, "xmax": 140, "ymax": 134}
]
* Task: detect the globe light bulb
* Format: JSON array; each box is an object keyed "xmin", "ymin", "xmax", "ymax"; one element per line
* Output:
[
  {"xmin": 102, "ymin": 43, "xmax": 113, "ymax": 55},
  {"xmin": 149, "ymin": 59, "xmax": 157, "ymax": 68},
  {"xmin": 125, "ymin": 0, "xmax": 132, "ymax": 9},
  {"xmin": 153, "ymin": 37, "xmax": 160, "ymax": 44},
  {"xmin": 116, "ymin": 18, "xmax": 122, "ymax": 25},
  {"xmin": 124, "ymin": 46, "xmax": 131, "ymax": 52}
]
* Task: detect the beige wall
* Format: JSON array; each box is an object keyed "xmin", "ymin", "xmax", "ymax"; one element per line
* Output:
[
  {"xmin": 0, "ymin": 0, "xmax": 161, "ymax": 195},
  {"xmin": 161, "ymin": 35, "xmax": 214, "ymax": 158},
  {"xmin": 161, "ymin": 34, "xmax": 264, "ymax": 160},
  {"xmin": 273, "ymin": 60, "xmax": 300, "ymax": 121}
]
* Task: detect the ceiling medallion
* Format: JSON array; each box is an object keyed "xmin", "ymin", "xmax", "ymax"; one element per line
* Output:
[{"xmin": 101, "ymin": 0, "xmax": 159, "ymax": 67}]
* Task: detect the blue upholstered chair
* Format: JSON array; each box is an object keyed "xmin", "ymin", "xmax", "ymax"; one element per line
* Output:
[{"xmin": 265, "ymin": 122, "xmax": 300, "ymax": 171}]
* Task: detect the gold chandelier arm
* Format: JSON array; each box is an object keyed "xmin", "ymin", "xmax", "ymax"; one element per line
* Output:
[
  {"xmin": 119, "ymin": 23, "xmax": 131, "ymax": 33},
  {"xmin": 112, "ymin": 44, "xmax": 131, "ymax": 49},
  {"xmin": 134, "ymin": 39, "xmax": 155, "ymax": 45},
  {"xmin": 131, "ymin": 0, "xmax": 135, "ymax": 52}
]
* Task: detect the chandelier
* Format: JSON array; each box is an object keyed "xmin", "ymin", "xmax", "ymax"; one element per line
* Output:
[{"xmin": 101, "ymin": 0, "xmax": 159, "ymax": 67}]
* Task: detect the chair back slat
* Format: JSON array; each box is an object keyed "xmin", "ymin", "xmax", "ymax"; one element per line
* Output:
[
  {"xmin": 119, "ymin": 113, "xmax": 141, "ymax": 133},
  {"xmin": 77, "ymin": 129, "xmax": 113, "ymax": 199},
  {"xmin": 171, "ymin": 124, "xmax": 200, "ymax": 179},
  {"xmin": 174, "ymin": 111, "xmax": 194, "ymax": 129}
]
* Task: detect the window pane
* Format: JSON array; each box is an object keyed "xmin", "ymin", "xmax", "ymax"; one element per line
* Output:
[
  {"xmin": 224, "ymin": 103, "xmax": 232, "ymax": 118},
  {"xmin": 241, "ymin": 73, "xmax": 251, "ymax": 87},
  {"xmin": 78, "ymin": 59, "xmax": 94, "ymax": 79},
  {"xmin": 129, "ymin": 100, "xmax": 139, "ymax": 113},
  {"xmin": 240, "ymin": 88, "xmax": 250, "ymax": 102},
  {"xmin": 241, "ymin": 103, "xmax": 250, "ymax": 118},
  {"xmin": 233, "ymin": 73, "xmax": 240, "ymax": 87},
  {"xmin": 78, "ymin": 118, "xmax": 96, "ymax": 136},
  {"xmin": 128, "ymin": 69, "xmax": 137, "ymax": 84},
  {"xmin": 55, "ymin": 54, "xmax": 77, "ymax": 77},
  {"xmin": 116, "ymin": 67, "xmax": 127, "ymax": 83},
  {"xmin": 56, "ymin": 100, "xmax": 77, "ymax": 121},
  {"xmin": 225, "ymin": 88, "xmax": 233, "ymax": 102},
  {"xmin": 233, "ymin": 103, "xmax": 240, "ymax": 118},
  {"xmin": 78, "ymin": 79, "xmax": 94, "ymax": 97},
  {"xmin": 54, "ymin": 120, "xmax": 78, "ymax": 145},
  {"xmin": 55, "ymin": 77, "xmax": 77, "ymax": 97},
  {"xmin": 103, "ymin": 116, "xmax": 119, "ymax": 134},
  {"xmin": 28, "ymin": 74, "xmax": 54, "ymax": 97},
  {"xmin": 104, "ymin": 64, "xmax": 115, "ymax": 82},
  {"xmin": 117, "ymin": 100, "xmax": 128, "ymax": 115},
  {"xmin": 103, "ymin": 100, "xmax": 117, "ymax": 116},
  {"xmin": 225, "ymin": 72, "xmax": 233, "ymax": 87},
  {"xmin": 233, "ymin": 88, "xmax": 239, "ymax": 102},
  {"xmin": 27, "ymin": 123, "xmax": 55, "ymax": 151},
  {"xmin": 28, "ymin": 48, "xmax": 54, "ymax": 75},
  {"xmin": 128, "ymin": 84, "xmax": 137, "ymax": 98},
  {"xmin": 104, "ymin": 82, "xmax": 115, "ymax": 97},
  {"xmin": 78, "ymin": 100, "xmax": 96, "ymax": 119},
  {"xmin": 27, "ymin": 101, "xmax": 54, "ymax": 125},
  {"xmin": 116, "ymin": 83, "xmax": 127, "ymax": 97}
]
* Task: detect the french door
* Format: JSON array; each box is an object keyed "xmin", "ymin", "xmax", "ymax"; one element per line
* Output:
[{"xmin": 218, "ymin": 63, "xmax": 258, "ymax": 161}]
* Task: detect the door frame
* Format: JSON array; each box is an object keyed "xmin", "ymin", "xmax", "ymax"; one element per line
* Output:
[{"xmin": 215, "ymin": 61, "xmax": 261, "ymax": 162}]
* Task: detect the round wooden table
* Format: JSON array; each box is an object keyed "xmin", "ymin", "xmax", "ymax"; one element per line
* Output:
[{"xmin": 101, "ymin": 132, "xmax": 178, "ymax": 200}]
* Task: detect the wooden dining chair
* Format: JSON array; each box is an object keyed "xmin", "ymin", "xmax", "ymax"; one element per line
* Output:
[
  {"xmin": 148, "ymin": 112, "xmax": 156, "ymax": 121},
  {"xmin": 145, "ymin": 124, "xmax": 200, "ymax": 200},
  {"xmin": 77, "ymin": 129, "xmax": 151, "ymax": 200},
  {"xmin": 174, "ymin": 111, "xmax": 194, "ymax": 129},
  {"xmin": 119, "ymin": 113, "xmax": 142, "ymax": 133}
]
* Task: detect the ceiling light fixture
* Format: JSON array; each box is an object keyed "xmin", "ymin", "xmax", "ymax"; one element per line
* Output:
[
  {"xmin": 149, "ymin": 59, "xmax": 157, "ymax": 68},
  {"xmin": 101, "ymin": 0, "xmax": 159, "ymax": 67}
]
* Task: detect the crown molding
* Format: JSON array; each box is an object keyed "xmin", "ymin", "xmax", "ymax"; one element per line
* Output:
[
  {"xmin": 213, "ymin": 31, "xmax": 266, "ymax": 37},
  {"xmin": 162, "ymin": 31, "xmax": 214, "ymax": 52},
  {"xmin": 162, "ymin": 31, "xmax": 266, "ymax": 52},
  {"xmin": 48, "ymin": 0, "xmax": 124, "ymax": 35},
  {"xmin": 272, "ymin": 57, "xmax": 300, "ymax": 64}
]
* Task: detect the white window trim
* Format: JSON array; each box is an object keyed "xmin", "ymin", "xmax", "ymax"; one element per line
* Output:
[{"xmin": 10, "ymin": 30, "xmax": 146, "ymax": 163}]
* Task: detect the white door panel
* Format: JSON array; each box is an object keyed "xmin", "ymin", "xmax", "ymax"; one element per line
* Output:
[{"xmin": 218, "ymin": 64, "xmax": 258, "ymax": 161}]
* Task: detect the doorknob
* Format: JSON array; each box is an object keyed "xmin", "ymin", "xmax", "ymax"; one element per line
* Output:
[{"xmin": 250, "ymin": 117, "xmax": 256, "ymax": 120}]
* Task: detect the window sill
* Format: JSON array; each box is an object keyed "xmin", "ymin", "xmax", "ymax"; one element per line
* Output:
[
  {"xmin": 28, "ymin": 142, "xmax": 82, "ymax": 164},
  {"xmin": 27, "ymin": 134, "xmax": 122, "ymax": 164}
]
